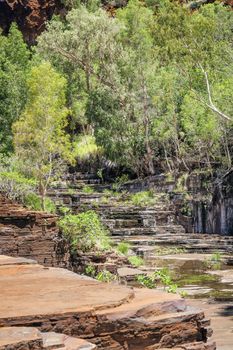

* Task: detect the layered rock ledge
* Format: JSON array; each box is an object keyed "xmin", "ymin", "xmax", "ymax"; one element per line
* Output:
[
  {"xmin": 0, "ymin": 255, "xmax": 215, "ymax": 350},
  {"xmin": 0, "ymin": 195, "xmax": 69, "ymax": 267}
]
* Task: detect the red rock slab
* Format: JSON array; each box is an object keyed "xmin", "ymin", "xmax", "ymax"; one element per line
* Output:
[
  {"xmin": 0, "ymin": 327, "xmax": 43, "ymax": 349},
  {"xmin": 97, "ymin": 288, "xmax": 187, "ymax": 320},
  {"xmin": 0, "ymin": 255, "xmax": 37, "ymax": 266},
  {"xmin": 0, "ymin": 262, "xmax": 134, "ymax": 319}
]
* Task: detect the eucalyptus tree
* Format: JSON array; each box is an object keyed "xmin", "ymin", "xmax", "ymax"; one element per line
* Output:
[
  {"xmin": 0, "ymin": 24, "xmax": 30, "ymax": 155},
  {"xmin": 13, "ymin": 62, "xmax": 73, "ymax": 210}
]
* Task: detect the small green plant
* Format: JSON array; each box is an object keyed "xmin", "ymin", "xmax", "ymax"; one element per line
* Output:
[
  {"xmin": 179, "ymin": 290, "xmax": 188, "ymax": 298},
  {"xmin": 204, "ymin": 253, "xmax": 222, "ymax": 270},
  {"xmin": 165, "ymin": 172, "xmax": 174, "ymax": 182},
  {"xmin": 117, "ymin": 242, "xmax": 131, "ymax": 255},
  {"xmin": 103, "ymin": 189, "xmax": 122, "ymax": 198},
  {"xmin": 211, "ymin": 252, "xmax": 222, "ymax": 262},
  {"xmin": 82, "ymin": 185, "xmax": 94, "ymax": 194},
  {"xmin": 58, "ymin": 205, "xmax": 71, "ymax": 215},
  {"xmin": 85, "ymin": 264, "xmax": 96, "ymax": 277},
  {"xmin": 112, "ymin": 174, "xmax": 129, "ymax": 191},
  {"xmin": 154, "ymin": 268, "xmax": 178, "ymax": 293},
  {"xmin": 67, "ymin": 188, "xmax": 76, "ymax": 195},
  {"xmin": 96, "ymin": 270, "xmax": 116, "ymax": 283},
  {"xmin": 173, "ymin": 173, "xmax": 188, "ymax": 193},
  {"xmin": 136, "ymin": 274, "xmax": 156, "ymax": 289},
  {"xmin": 97, "ymin": 168, "xmax": 104, "ymax": 183},
  {"xmin": 130, "ymin": 190, "xmax": 156, "ymax": 207},
  {"xmin": 128, "ymin": 255, "xmax": 144, "ymax": 267},
  {"xmin": 58, "ymin": 210, "xmax": 111, "ymax": 252},
  {"xmin": 24, "ymin": 193, "xmax": 56, "ymax": 213},
  {"xmin": 100, "ymin": 196, "xmax": 110, "ymax": 204}
]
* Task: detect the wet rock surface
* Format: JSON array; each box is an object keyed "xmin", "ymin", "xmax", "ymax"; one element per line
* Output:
[{"xmin": 189, "ymin": 300, "xmax": 233, "ymax": 350}]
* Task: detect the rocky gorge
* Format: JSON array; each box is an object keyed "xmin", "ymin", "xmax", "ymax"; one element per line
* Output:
[{"xmin": 0, "ymin": 171, "xmax": 233, "ymax": 349}]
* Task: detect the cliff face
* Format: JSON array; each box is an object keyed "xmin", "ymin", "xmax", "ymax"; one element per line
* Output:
[{"xmin": 0, "ymin": 0, "xmax": 63, "ymax": 44}]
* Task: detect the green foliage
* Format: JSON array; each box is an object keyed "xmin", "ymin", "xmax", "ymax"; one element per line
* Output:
[
  {"xmin": 23, "ymin": 193, "xmax": 56, "ymax": 213},
  {"xmin": 96, "ymin": 270, "xmax": 116, "ymax": 283},
  {"xmin": 179, "ymin": 290, "xmax": 188, "ymax": 298},
  {"xmin": 97, "ymin": 168, "xmax": 104, "ymax": 183},
  {"xmin": 130, "ymin": 190, "xmax": 156, "ymax": 206},
  {"xmin": 35, "ymin": 0, "xmax": 233, "ymax": 174},
  {"xmin": 13, "ymin": 62, "xmax": 73, "ymax": 210},
  {"xmin": 137, "ymin": 274, "xmax": 155, "ymax": 289},
  {"xmin": 117, "ymin": 242, "xmax": 131, "ymax": 255},
  {"xmin": 154, "ymin": 268, "xmax": 178, "ymax": 293},
  {"xmin": 0, "ymin": 155, "xmax": 36, "ymax": 201},
  {"xmin": 85, "ymin": 264, "xmax": 96, "ymax": 277},
  {"xmin": 58, "ymin": 205, "xmax": 71, "ymax": 216},
  {"xmin": 58, "ymin": 210, "xmax": 111, "ymax": 252},
  {"xmin": 1, "ymin": 0, "xmax": 233, "ymax": 182},
  {"xmin": 128, "ymin": 255, "xmax": 144, "ymax": 267},
  {"xmin": 0, "ymin": 24, "xmax": 30, "ymax": 155},
  {"xmin": 112, "ymin": 174, "xmax": 129, "ymax": 191},
  {"xmin": 72, "ymin": 135, "xmax": 100, "ymax": 160},
  {"xmin": 82, "ymin": 185, "xmax": 94, "ymax": 194},
  {"xmin": 211, "ymin": 252, "xmax": 222, "ymax": 262},
  {"xmin": 137, "ymin": 268, "xmax": 178, "ymax": 293},
  {"xmin": 204, "ymin": 253, "xmax": 222, "ymax": 270}
]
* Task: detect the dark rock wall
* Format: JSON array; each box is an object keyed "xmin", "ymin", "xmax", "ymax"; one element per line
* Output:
[
  {"xmin": 0, "ymin": 0, "xmax": 63, "ymax": 44},
  {"xmin": 194, "ymin": 172, "xmax": 233, "ymax": 235}
]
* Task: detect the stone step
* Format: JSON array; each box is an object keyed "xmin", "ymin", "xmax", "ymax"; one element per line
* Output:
[
  {"xmin": 111, "ymin": 225, "xmax": 185, "ymax": 237},
  {"xmin": 114, "ymin": 234, "xmax": 233, "ymax": 253}
]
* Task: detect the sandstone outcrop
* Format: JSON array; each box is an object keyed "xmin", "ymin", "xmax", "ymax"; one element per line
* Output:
[
  {"xmin": 0, "ymin": 255, "xmax": 215, "ymax": 350},
  {"xmin": 0, "ymin": 195, "xmax": 69, "ymax": 267}
]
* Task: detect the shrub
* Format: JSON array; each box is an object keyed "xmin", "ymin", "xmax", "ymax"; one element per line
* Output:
[
  {"xmin": 112, "ymin": 174, "xmax": 129, "ymax": 191},
  {"xmin": 23, "ymin": 193, "xmax": 56, "ymax": 213},
  {"xmin": 96, "ymin": 270, "xmax": 116, "ymax": 282},
  {"xmin": 82, "ymin": 185, "xmax": 94, "ymax": 194},
  {"xmin": 117, "ymin": 242, "xmax": 131, "ymax": 255},
  {"xmin": 154, "ymin": 268, "xmax": 178, "ymax": 293},
  {"xmin": 211, "ymin": 252, "xmax": 222, "ymax": 262},
  {"xmin": 128, "ymin": 255, "xmax": 144, "ymax": 267},
  {"xmin": 136, "ymin": 274, "xmax": 155, "ymax": 289},
  {"xmin": 137, "ymin": 268, "xmax": 178, "ymax": 293},
  {"xmin": 0, "ymin": 168, "xmax": 36, "ymax": 202},
  {"xmin": 85, "ymin": 264, "xmax": 96, "ymax": 277},
  {"xmin": 130, "ymin": 190, "xmax": 156, "ymax": 206},
  {"xmin": 58, "ymin": 210, "xmax": 111, "ymax": 252}
]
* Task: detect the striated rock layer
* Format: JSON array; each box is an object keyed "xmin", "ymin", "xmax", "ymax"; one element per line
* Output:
[
  {"xmin": 0, "ymin": 195, "xmax": 69, "ymax": 267},
  {"xmin": 0, "ymin": 255, "xmax": 215, "ymax": 350}
]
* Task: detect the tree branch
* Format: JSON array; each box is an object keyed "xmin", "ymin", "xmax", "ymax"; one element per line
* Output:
[{"xmin": 199, "ymin": 64, "xmax": 232, "ymax": 121}]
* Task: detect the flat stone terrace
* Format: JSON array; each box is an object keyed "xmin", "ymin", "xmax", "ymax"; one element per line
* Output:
[{"xmin": 0, "ymin": 255, "xmax": 215, "ymax": 350}]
